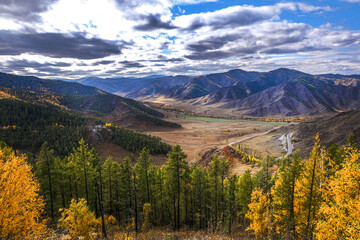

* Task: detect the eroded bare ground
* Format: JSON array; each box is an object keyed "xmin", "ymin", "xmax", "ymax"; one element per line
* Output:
[{"xmin": 145, "ymin": 116, "xmax": 286, "ymax": 165}]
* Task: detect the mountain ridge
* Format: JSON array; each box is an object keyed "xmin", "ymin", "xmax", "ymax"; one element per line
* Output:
[
  {"xmin": 12, "ymin": 68, "xmax": 360, "ymax": 118},
  {"xmin": 0, "ymin": 72, "xmax": 181, "ymax": 129}
]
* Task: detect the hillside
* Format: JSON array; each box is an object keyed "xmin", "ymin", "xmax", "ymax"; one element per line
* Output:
[
  {"xmin": 0, "ymin": 72, "xmax": 103, "ymax": 95},
  {"xmin": 0, "ymin": 98, "xmax": 172, "ymax": 156},
  {"xmin": 291, "ymin": 111, "xmax": 360, "ymax": 155},
  {"xmin": 74, "ymin": 68, "xmax": 360, "ymax": 118},
  {"xmin": 0, "ymin": 72, "xmax": 180, "ymax": 129},
  {"xmin": 75, "ymin": 75, "xmax": 193, "ymax": 95}
]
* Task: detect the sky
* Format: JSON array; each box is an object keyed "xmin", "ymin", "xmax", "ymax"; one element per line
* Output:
[{"xmin": 0, "ymin": 0, "xmax": 359, "ymax": 78}]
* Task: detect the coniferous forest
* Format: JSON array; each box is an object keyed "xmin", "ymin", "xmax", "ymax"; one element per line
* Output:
[{"xmin": 1, "ymin": 127, "xmax": 359, "ymax": 239}]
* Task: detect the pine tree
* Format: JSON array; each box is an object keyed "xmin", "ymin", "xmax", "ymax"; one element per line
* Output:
[
  {"xmin": 237, "ymin": 169, "xmax": 253, "ymax": 222},
  {"xmin": 208, "ymin": 154, "xmax": 228, "ymax": 230},
  {"xmin": 165, "ymin": 145, "xmax": 188, "ymax": 230},
  {"xmin": 135, "ymin": 148, "xmax": 153, "ymax": 204},
  {"xmin": 190, "ymin": 164, "xmax": 209, "ymax": 229},
  {"xmin": 225, "ymin": 175, "xmax": 237, "ymax": 234},
  {"xmin": 102, "ymin": 157, "xmax": 115, "ymax": 216},
  {"xmin": 272, "ymin": 155, "xmax": 303, "ymax": 239},
  {"xmin": 35, "ymin": 142, "xmax": 56, "ymax": 220},
  {"xmin": 119, "ymin": 157, "xmax": 133, "ymax": 221}
]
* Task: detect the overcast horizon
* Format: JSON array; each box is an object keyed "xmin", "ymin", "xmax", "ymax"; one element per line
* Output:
[{"xmin": 0, "ymin": 0, "xmax": 360, "ymax": 79}]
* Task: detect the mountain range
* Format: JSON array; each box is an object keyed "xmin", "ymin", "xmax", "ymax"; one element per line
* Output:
[
  {"xmin": 0, "ymin": 72, "xmax": 180, "ymax": 129},
  {"xmin": 72, "ymin": 68, "xmax": 360, "ymax": 117}
]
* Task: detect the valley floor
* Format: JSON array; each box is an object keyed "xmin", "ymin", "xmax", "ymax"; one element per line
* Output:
[{"xmin": 145, "ymin": 113, "xmax": 288, "ymax": 168}]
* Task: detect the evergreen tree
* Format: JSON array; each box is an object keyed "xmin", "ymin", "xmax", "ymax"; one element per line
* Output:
[
  {"xmin": 35, "ymin": 142, "xmax": 56, "ymax": 220},
  {"xmin": 102, "ymin": 157, "xmax": 115, "ymax": 216},
  {"xmin": 135, "ymin": 148, "xmax": 153, "ymax": 204},
  {"xmin": 225, "ymin": 175, "xmax": 237, "ymax": 234},
  {"xmin": 165, "ymin": 145, "xmax": 188, "ymax": 230},
  {"xmin": 237, "ymin": 169, "xmax": 253, "ymax": 222},
  {"xmin": 272, "ymin": 155, "xmax": 303, "ymax": 239},
  {"xmin": 119, "ymin": 157, "xmax": 133, "ymax": 222},
  {"xmin": 208, "ymin": 154, "xmax": 229, "ymax": 230}
]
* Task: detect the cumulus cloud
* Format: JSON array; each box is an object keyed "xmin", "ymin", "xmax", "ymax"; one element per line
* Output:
[
  {"xmin": 173, "ymin": 3, "xmax": 331, "ymax": 31},
  {"xmin": 0, "ymin": 0, "xmax": 359, "ymax": 77}
]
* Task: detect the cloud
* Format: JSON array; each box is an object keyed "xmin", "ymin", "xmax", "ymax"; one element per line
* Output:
[
  {"xmin": 263, "ymin": 46, "xmax": 330, "ymax": 54},
  {"xmin": 0, "ymin": 59, "xmax": 77, "ymax": 77},
  {"xmin": 0, "ymin": 0, "xmax": 358, "ymax": 77},
  {"xmin": 134, "ymin": 14, "xmax": 177, "ymax": 31},
  {"xmin": 93, "ymin": 60, "xmax": 115, "ymax": 65},
  {"xmin": 186, "ymin": 34, "xmax": 242, "ymax": 52},
  {"xmin": 120, "ymin": 61, "xmax": 145, "ymax": 68},
  {"xmin": 0, "ymin": 30, "xmax": 124, "ymax": 59},
  {"xmin": 182, "ymin": 21, "xmax": 312, "ymax": 60},
  {"xmin": 1, "ymin": 59, "xmax": 71, "ymax": 69},
  {"xmin": 175, "ymin": 5, "xmax": 284, "ymax": 31},
  {"xmin": 114, "ymin": 0, "xmax": 172, "ymax": 17},
  {"xmin": 341, "ymin": 0, "xmax": 360, "ymax": 2},
  {"xmin": 0, "ymin": 0, "xmax": 58, "ymax": 22},
  {"xmin": 173, "ymin": 0, "xmax": 217, "ymax": 4},
  {"xmin": 147, "ymin": 56, "xmax": 184, "ymax": 62},
  {"xmin": 173, "ymin": 2, "xmax": 331, "ymax": 31}
]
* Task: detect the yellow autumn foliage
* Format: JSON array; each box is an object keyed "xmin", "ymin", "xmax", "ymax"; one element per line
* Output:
[
  {"xmin": 0, "ymin": 146, "xmax": 46, "ymax": 239},
  {"xmin": 142, "ymin": 203, "xmax": 152, "ymax": 230},
  {"xmin": 315, "ymin": 147, "xmax": 360, "ymax": 240},
  {"xmin": 246, "ymin": 188, "xmax": 271, "ymax": 239},
  {"xmin": 58, "ymin": 198, "xmax": 98, "ymax": 240}
]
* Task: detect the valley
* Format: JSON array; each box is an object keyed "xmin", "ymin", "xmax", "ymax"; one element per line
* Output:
[
  {"xmin": 1, "ymin": 71, "xmax": 360, "ymax": 240},
  {"xmin": 145, "ymin": 113, "xmax": 288, "ymax": 165}
]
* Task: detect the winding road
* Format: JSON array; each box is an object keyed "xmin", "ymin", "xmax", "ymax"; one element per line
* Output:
[
  {"xmin": 284, "ymin": 133, "xmax": 293, "ymax": 157},
  {"xmin": 228, "ymin": 126, "xmax": 283, "ymax": 146},
  {"xmin": 227, "ymin": 127, "xmax": 294, "ymax": 158},
  {"xmin": 228, "ymin": 129, "xmax": 273, "ymax": 146}
]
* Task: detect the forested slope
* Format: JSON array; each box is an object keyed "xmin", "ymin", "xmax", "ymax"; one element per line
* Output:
[
  {"xmin": 0, "ymin": 72, "xmax": 181, "ymax": 129},
  {"xmin": 0, "ymin": 99, "xmax": 172, "ymax": 156}
]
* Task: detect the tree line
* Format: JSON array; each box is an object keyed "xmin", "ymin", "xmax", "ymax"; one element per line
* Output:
[
  {"xmin": 0, "ymin": 134, "xmax": 359, "ymax": 239},
  {"xmin": 0, "ymin": 99, "xmax": 172, "ymax": 157},
  {"xmin": 0, "ymin": 99, "xmax": 87, "ymax": 156},
  {"xmin": 103, "ymin": 124, "xmax": 171, "ymax": 154}
]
